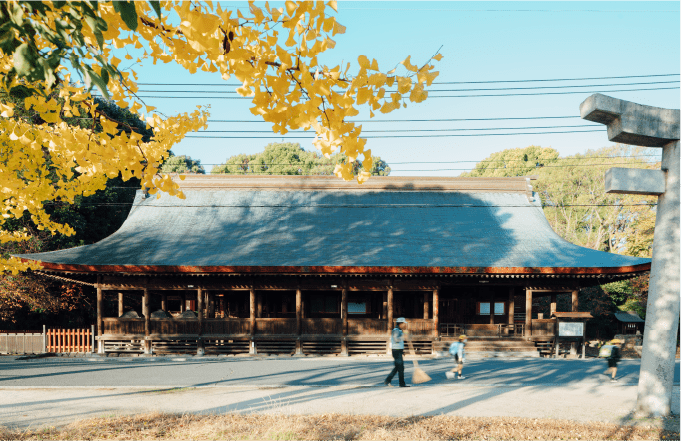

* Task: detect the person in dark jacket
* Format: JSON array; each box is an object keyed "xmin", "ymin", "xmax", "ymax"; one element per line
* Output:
[
  {"xmin": 604, "ymin": 339, "xmax": 622, "ymax": 382},
  {"xmin": 384, "ymin": 317, "xmax": 409, "ymax": 387}
]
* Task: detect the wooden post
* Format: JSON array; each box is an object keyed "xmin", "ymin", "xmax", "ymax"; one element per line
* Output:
[
  {"xmin": 525, "ymin": 289, "xmax": 533, "ymax": 337},
  {"xmin": 96, "ymin": 276, "xmax": 103, "ymax": 354},
  {"xmin": 550, "ymin": 293, "xmax": 557, "ymax": 316},
  {"xmin": 489, "ymin": 290, "xmax": 495, "ymax": 325},
  {"xmin": 249, "ymin": 287, "xmax": 256, "ymax": 354},
  {"xmin": 341, "ymin": 287, "xmax": 348, "ymax": 356},
  {"xmin": 180, "ymin": 293, "xmax": 186, "ymax": 313},
  {"xmin": 423, "ymin": 292, "xmax": 429, "ymax": 319},
  {"xmin": 256, "ymin": 291, "xmax": 262, "ymax": 318},
  {"xmin": 571, "ymin": 290, "xmax": 579, "ymax": 312},
  {"xmin": 295, "ymin": 288, "xmax": 302, "ymax": 355},
  {"xmin": 386, "ymin": 286, "xmax": 393, "ymax": 355},
  {"xmin": 208, "ymin": 293, "xmax": 215, "ymax": 318},
  {"xmin": 143, "ymin": 288, "xmax": 150, "ymax": 355},
  {"xmin": 118, "ymin": 292, "xmax": 124, "ymax": 317},
  {"xmin": 432, "ymin": 288, "xmax": 439, "ymax": 340},
  {"xmin": 161, "ymin": 294, "xmax": 167, "ymax": 312},
  {"xmin": 219, "ymin": 295, "xmax": 225, "ymax": 319},
  {"xmin": 382, "ymin": 292, "xmax": 387, "ymax": 320},
  {"xmin": 508, "ymin": 288, "xmax": 515, "ymax": 327},
  {"xmin": 197, "ymin": 287, "xmax": 204, "ymax": 356}
]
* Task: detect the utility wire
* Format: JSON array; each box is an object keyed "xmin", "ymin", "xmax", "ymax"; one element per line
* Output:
[
  {"xmin": 185, "ymin": 129, "xmax": 606, "ymax": 138},
  {"xmin": 206, "ymin": 116, "xmax": 584, "ymax": 123},
  {"xmin": 45, "ymin": 202, "xmax": 658, "ymax": 208},
  {"xmin": 197, "ymin": 124, "xmax": 603, "ymax": 134},
  {"xmin": 135, "ymin": 73, "xmax": 680, "ymax": 87},
  {"xmin": 125, "ymin": 80, "xmax": 681, "ymax": 94},
  {"xmin": 97, "ymin": 86, "xmax": 679, "ymax": 100}
]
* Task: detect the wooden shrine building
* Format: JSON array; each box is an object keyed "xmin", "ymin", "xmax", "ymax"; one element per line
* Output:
[{"xmin": 17, "ymin": 176, "xmax": 651, "ymax": 356}]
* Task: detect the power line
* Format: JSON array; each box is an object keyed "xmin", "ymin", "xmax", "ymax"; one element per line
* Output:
[
  {"xmin": 123, "ymin": 80, "xmax": 681, "ymax": 94},
  {"xmin": 135, "ymin": 73, "xmax": 680, "ymax": 87},
  {"xmin": 45, "ymin": 202, "xmax": 658, "ymax": 208},
  {"xmin": 196, "ymin": 124, "xmax": 603, "ymax": 134},
  {"xmin": 185, "ymin": 129, "xmax": 606, "ymax": 138},
  {"xmin": 100, "ymin": 86, "xmax": 679, "ymax": 100},
  {"xmin": 207, "ymin": 116, "xmax": 583, "ymax": 123}
]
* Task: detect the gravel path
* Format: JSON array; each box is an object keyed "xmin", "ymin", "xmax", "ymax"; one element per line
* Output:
[{"xmin": 1, "ymin": 355, "xmax": 678, "ymax": 430}]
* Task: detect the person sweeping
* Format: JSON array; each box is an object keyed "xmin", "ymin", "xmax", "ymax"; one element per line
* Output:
[
  {"xmin": 384, "ymin": 317, "xmax": 409, "ymax": 387},
  {"xmin": 446, "ymin": 335, "xmax": 468, "ymax": 380}
]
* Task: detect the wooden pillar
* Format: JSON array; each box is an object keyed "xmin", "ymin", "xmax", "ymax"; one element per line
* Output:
[
  {"xmin": 387, "ymin": 287, "xmax": 394, "ymax": 327},
  {"xmin": 180, "ymin": 293, "xmax": 186, "ymax": 313},
  {"xmin": 143, "ymin": 288, "xmax": 150, "ymax": 354},
  {"xmin": 118, "ymin": 292, "xmax": 124, "ymax": 317},
  {"xmin": 423, "ymin": 292, "xmax": 429, "ymax": 319},
  {"xmin": 196, "ymin": 287, "xmax": 204, "ymax": 356},
  {"xmin": 571, "ymin": 290, "xmax": 580, "ymax": 355},
  {"xmin": 219, "ymin": 295, "xmax": 225, "ymax": 318},
  {"xmin": 161, "ymin": 294, "xmax": 167, "ymax": 312},
  {"xmin": 256, "ymin": 292, "xmax": 262, "ymax": 318},
  {"xmin": 508, "ymin": 288, "xmax": 515, "ymax": 326},
  {"xmin": 489, "ymin": 290, "xmax": 495, "ymax": 325},
  {"xmin": 142, "ymin": 289, "xmax": 149, "ymax": 318},
  {"xmin": 208, "ymin": 293, "xmax": 215, "ymax": 318},
  {"xmin": 341, "ymin": 287, "xmax": 348, "ymax": 356},
  {"xmin": 550, "ymin": 294, "xmax": 557, "ymax": 316},
  {"xmin": 525, "ymin": 289, "xmax": 533, "ymax": 337},
  {"xmin": 432, "ymin": 288, "xmax": 439, "ymax": 340},
  {"xmin": 387, "ymin": 286, "xmax": 394, "ymax": 355},
  {"xmin": 96, "ymin": 276, "xmax": 103, "ymax": 354},
  {"xmin": 382, "ymin": 292, "xmax": 387, "ymax": 320},
  {"xmin": 295, "ymin": 288, "xmax": 302, "ymax": 355},
  {"xmin": 249, "ymin": 287, "xmax": 256, "ymax": 354}
]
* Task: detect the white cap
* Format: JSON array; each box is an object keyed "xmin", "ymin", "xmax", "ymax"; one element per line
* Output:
[{"xmin": 396, "ymin": 317, "xmax": 406, "ymax": 323}]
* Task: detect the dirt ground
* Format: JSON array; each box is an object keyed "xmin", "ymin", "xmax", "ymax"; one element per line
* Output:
[{"xmin": 1, "ymin": 413, "xmax": 679, "ymax": 440}]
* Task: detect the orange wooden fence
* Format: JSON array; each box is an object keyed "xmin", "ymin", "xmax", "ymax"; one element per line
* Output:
[{"xmin": 47, "ymin": 328, "xmax": 92, "ymax": 353}]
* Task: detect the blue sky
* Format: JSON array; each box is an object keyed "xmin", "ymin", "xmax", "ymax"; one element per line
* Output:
[{"xmin": 124, "ymin": 1, "xmax": 680, "ymax": 176}]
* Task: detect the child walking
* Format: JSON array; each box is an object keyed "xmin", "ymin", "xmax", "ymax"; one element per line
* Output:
[{"xmin": 446, "ymin": 335, "xmax": 467, "ymax": 380}]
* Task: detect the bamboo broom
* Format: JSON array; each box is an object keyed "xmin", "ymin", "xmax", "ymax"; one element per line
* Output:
[{"xmin": 406, "ymin": 337, "xmax": 432, "ymax": 384}]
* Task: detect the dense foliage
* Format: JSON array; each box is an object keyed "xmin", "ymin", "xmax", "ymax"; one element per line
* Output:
[
  {"xmin": 211, "ymin": 142, "xmax": 391, "ymax": 176},
  {"xmin": 464, "ymin": 145, "xmax": 657, "ymax": 337}
]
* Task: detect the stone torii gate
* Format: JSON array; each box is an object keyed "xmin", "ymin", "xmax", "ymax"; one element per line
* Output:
[{"xmin": 580, "ymin": 93, "xmax": 680, "ymax": 417}]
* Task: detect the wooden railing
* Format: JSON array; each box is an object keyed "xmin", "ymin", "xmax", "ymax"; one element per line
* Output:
[
  {"xmin": 405, "ymin": 319, "xmax": 436, "ymax": 336},
  {"xmin": 439, "ymin": 323, "xmax": 526, "ymax": 337},
  {"xmin": 302, "ymin": 318, "xmax": 342, "ymax": 335},
  {"xmin": 47, "ymin": 328, "xmax": 92, "ymax": 352},
  {"xmin": 204, "ymin": 319, "xmax": 249, "ymax": 335},
  {"xmin": 348, "ymin": 319, "xmax": 389, "ymax": 335},
  {"xmin": 103, "ymin": 318, "xmax": 144, "ymax": 335},
  {"xmin": 151, "ymin": 319, "xmax": 200, "ymax": 335},
  {"xmin": 256, "ymin": 318, "xmax": 297, "ymax": 335}
]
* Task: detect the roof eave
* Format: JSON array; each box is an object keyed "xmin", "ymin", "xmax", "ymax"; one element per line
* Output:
[{"xmin": 24, "ymin": 260, "xmax": 651, "ymax": 276}]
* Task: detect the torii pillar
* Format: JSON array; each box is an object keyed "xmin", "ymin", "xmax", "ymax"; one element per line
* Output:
[{"xmin": 580, "ymin": 93, "xmax": 680, "ymax": 417}]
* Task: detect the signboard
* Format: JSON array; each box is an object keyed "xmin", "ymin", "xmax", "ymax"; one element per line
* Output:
[{"xmin": 558, "ymin": 322, "xmax": 584, "ymax": 337}]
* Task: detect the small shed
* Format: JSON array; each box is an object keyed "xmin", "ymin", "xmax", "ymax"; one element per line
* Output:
[{"xmin": 614, "ymin": 311, "xmax": 645, "ymax": 335}]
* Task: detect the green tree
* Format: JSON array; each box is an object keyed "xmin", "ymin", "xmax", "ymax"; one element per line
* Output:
[
  {"xmin": 464, "ymin": 144, "xmax": 658, "ymax": 332},
  {"xmin": 211, "ymin": 143, "xmax": 391, "ymax": 177},
  {"xmin": 160, "ymin": 154, "xmax": 205, "ymax": 174}
]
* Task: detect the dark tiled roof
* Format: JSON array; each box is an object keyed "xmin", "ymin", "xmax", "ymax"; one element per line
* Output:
[
  {"xmin": 16, "ymin": 176, "xmax": 650, "ymax": 274},
  {"xmin": 614, "ymin": 311, "xmax": 645, "ymax": 323}
]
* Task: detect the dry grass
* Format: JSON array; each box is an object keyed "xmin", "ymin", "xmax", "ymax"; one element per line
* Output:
[{"xmin": 1, "ymin": 413, "xmax": 678, "ymax": 440}]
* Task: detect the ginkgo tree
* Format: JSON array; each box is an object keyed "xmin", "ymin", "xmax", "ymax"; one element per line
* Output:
[{"xmin": 0, "ymin": 0, "xmax": 443, "ymax": 273}]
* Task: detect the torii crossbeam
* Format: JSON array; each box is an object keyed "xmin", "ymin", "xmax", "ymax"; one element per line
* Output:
[{"xmin": 581, "ymin": 93, "xmax": 680, "ymax": 417}]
